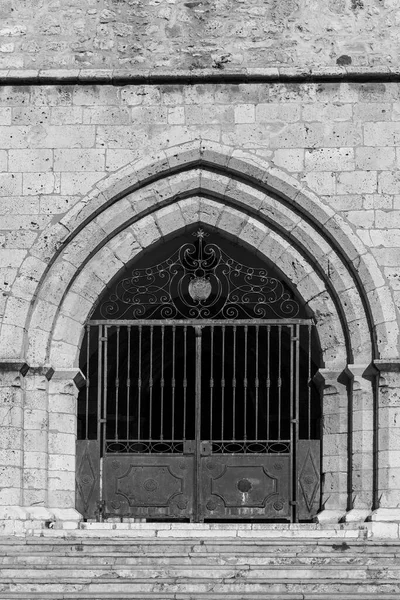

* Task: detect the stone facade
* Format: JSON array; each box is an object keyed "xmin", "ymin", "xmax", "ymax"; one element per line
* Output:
[
  {"xmin": 0, "ymin": 0, "xmax": 400, "ymax": 539},
  {"xmin": 0, "ymin": 0, "xmax": 398, "ymax": 71}
]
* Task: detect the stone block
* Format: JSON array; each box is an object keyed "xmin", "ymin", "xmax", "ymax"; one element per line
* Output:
[
  {"xmin": 272, "ymin": 149, "xmax": 304, "ymax": 171},
  {"xmin": 60, "ymin": 172, "xmax": 104, "ymax": 195},
  {"xmin": 131, "ymin": 215, "xmax": 161, "ymax": 249},
  {"xmin": 9, "ymin": 149, "xmax": 53, "ymax": 172},
  {"xmin": 302, "ymin": 102, "xmax": 352, "ymax": 122},
  {"xmin": 0, "ymin": 149, "xmax": 7, "ymax": 171},
  {"xmin": 47, "ymin": 489, "xmax": 75, "ymax": 508},
  {"xmin": 48, "ymin": 412, "xmax": 75, "ymax": 434},
  {"xmin": 23, "ymin": 172, "xmax": 58, "ymax": 195},
  {"xmin": 12, "ymin": 106, "xmax": 50, "ymax": 124},
  {"xmin": 368, "ymin": 521, "xmax": 400, "ymax": 539},
  {"xmin": 0, "ymin": 487, "xmax": 20, "ymax": 506},
  {"xmin": 54, "ymin": 149, "xmax": 105, "ymax": 171},
  {"xmin": 48, "ymin": 432, "xmax": 75, "ymax": 456},
  {"xmin": 51, "ymin": 107, "xmax": 83, "ymax": 125},
  {"xmin": 0, "ymin": 107, "xmax": 11, "ymax": 125},
  {"xmin": 356, "ymin": 147, "xmax": 395, "ymax": 170},
  {"xmin": 364, "ymin": 122, "xmax": 400, "ymax": 146},
  {"xmin": 314, "ymin": 509, "xmax": 346, "ymax": 524},
  {"xmin": 83, "ymin": 106, "xmax": 130, "ymax": 125},
  {"xmin": 48, "ymin": 471, "xmax": 75, "ymax": 491},
  {"xmin": 345, "ymin": 508, "xmax": 371, "ymax": 523},
  {"xmin": 337, "ymin": 171, "xmax": 377, "ymax": 194},
  {"xmin": 303, "ymin": 171, "xmax": 336, "ymax": 195},
  {"xmin": 0, "ymin": 172, "xmax": 22, "ymax": 195},
  {"xmin": 305, "ymin": 148, "xmax": 354, "ymax": 172}
]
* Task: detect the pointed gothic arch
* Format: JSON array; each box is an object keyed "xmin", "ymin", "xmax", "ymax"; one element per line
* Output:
[{"xmin": 1, "ymin": 141, "xmax": 395, "ymax": 370}]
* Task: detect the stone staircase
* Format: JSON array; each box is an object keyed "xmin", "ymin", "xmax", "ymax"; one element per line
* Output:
[{"xmin": 1, "ymin": 524, "xmax": 400, "ymax": 599}]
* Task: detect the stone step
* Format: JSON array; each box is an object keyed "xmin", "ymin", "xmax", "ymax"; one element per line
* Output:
[
  {"xmin": 3, "ymin": 553, "xmax": 400, "ymax": 565},
  {"xmin": 0, "ymin": 594, "xmax": 399, "ymax": 600},
  {"xmin": 1, "ymin": 579, "xmax": 400, "ymax": 594},
  {"xmin": 3, "ymin": 563, "xmax": 400, "ymax": 578}
]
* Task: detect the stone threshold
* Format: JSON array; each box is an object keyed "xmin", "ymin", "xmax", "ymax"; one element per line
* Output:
[
  {"xmin": 26, "ymin": 522, "xmax": 369, "ymax": 540},
  {"xmin": 0, "ymin": 66, "xmax": 399, "ymax": 85}
]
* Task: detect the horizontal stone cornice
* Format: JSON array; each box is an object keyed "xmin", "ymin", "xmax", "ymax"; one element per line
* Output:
[{"xmin": 0, "ymin": 66, "xmax": 398, "ymax": 86}]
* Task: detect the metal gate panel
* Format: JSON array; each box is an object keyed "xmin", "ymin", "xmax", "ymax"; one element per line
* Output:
[
  {"xmin": 200, "ymin": 452, "xmax": 291, "ymax": 520},
  {"xmin": 103, "ymin": 452, "xmax": 194, "ymax": 519},
  {"xmin": 76, "ymin": 440, "xmax": 100, "ymax": 520},
  {"xmin": 77, "ymin": 319, "xmax": 321, "ymax": 522},
  {"xmin": 297, "ymin": 440, "xmax": 321, "ymax": 521}
]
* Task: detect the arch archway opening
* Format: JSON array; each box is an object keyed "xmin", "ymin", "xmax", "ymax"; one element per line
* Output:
[{"xmin": 76, "ymin": 226, "xmax": 322, "ymax": 523}]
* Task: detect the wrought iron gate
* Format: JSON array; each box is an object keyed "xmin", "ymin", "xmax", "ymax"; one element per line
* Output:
[
  {"xmin": 76, "ymin": 227, "xmax": 320, "ymax": 522},
  {"xmin": 76, "ymin": 319, "xmax": 320, "ymax": 522}
]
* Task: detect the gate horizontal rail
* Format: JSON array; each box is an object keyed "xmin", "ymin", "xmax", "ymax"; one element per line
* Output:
[{"xmin": 88, "ymin": 318, "xmax": 314, "ymax": 326}]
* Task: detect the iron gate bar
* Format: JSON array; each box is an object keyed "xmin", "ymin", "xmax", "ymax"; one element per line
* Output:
[
  {"xmin": 232, "ymin": 325, "xmax": 236, "ymax": 440},
  {"xmin": 160, "ymin": 324, "xmax": 165, "ymax": 441},
  {"xmin": 183, "ymin": 325, "xmax": 187, "ymax": 441},
  {"xmin": 171, "ymin": 325, "xmax": 176, "ymax": 441},
  {"xmin": 85, "ymin": 324, "xmax": 90, "ymax": 440},
  {"xmin": 149, "ymin": 325, "xmax": 153, "ymax": 440},
  {"xmin": 126, "ymin": 325, "xmax": 131, "ymax": 441},
  {"xmin": 255, "ymin": 324, "xmax": 259, "ymax": 441},
  {"xmin": 209, "ymin": 326, "xmax": 214, "ymax": 439},
  {"xmin": 266, "ymin": 324, "xmax": 270, "ymax": 440},
  {"xmin": 295, "ymin": 323, "xmax": 301, "ymax": 522},
  {"xmin": 307, "ymin": 323, "xmax": 312, "ymax": 440},
  {"xmin": 243, "ymin": 325, "xmax": 248, "ymax": 441},
  {"xmin": 195, "ymin": 325, "xmax": 202, "ymax": 522},
  {"xmin": 115, "ymin": 325, "xmax": 120, "ymax": 440},
  {"xmin": 221, "ymin": 324, "xmax": 225, "ymax": 440},
  {"xmin": 137, "ymin": 325, "xmax": 142, "ymax": 440}
]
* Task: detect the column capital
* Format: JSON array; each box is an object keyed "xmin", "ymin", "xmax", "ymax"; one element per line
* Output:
[
  {"xmin": 27, "ymin": 364, "xmax": 54, "ymax": 380},
  {"xmin": 373, "ymin": 359, "xmax": 400, "ymax": 373},
  {"xmin": 313, "ymin": 367, "xmax": 349, "ymax": 391},
  {"xmin": 51, "ymin": 368, "xmax": 86, "ymax": 389},
  {"xmin": 345, "ymin": 362, "xmax": 378, "ymax": 382},
  {"xmin": 0, "ymin": 359, "xmax": 29, "ymax": 376}
]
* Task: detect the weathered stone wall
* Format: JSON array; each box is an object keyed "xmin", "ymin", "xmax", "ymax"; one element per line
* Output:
[
  {"xmin": 1, "ymin": 80, "xmax": 399, "ymax": 332},
  {"xmin": 0, "ymin": 78, "xmax": 400, "ymax": 525},
  {"xmin": 0, "ymin": 0, "xmax": 398, "ymax": 71}
]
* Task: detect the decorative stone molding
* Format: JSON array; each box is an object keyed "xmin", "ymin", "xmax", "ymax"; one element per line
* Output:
[{"xmin": 0, "ymin": 66, "xmax": 398, "ymax": 86}]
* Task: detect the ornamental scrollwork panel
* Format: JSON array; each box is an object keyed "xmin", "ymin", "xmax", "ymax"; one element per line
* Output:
[{"xmin": 97, "ymin": 228, "xmax": 301, "ymax": 320}]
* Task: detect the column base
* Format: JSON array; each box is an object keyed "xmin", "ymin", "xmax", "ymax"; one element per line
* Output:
[
  {"xmin": 345, "ymin": 508, "xmax": 371, "ymax": 523},
  {"xmin": 313, "ymin": 509, "xmax": 347, "ymax": 524},
  {"xmin": 370, "ymin": 508, "xmax": 400, "ymax": 522},
  {"xmin": 0, "ymin": 507, "xmax": 83, "ymax": 536}
]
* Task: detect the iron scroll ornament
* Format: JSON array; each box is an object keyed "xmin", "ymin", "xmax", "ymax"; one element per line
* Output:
[{"xmin": 98, "ymin": 229, "xmax": 301, "ymax": 320}]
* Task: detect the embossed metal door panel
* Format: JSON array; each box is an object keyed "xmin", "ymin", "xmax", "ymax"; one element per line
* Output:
[
  {"xmin": 103, "ymin": 453, "xmax": 194, "ymax": 519},
  {"xmin": 76, "ymin": 440, "xmax": 100, "ymax": 520},
  {"xmin": 200, "ymin": 452, "xmax": 291, "ymax": 520},
  {"xmin": 297, "ymin": 440, "xmax": 321, "ymax": 521}
]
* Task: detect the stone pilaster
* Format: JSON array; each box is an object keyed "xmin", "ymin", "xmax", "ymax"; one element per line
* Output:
[
  {"xmin": 0, "ymin": 360, "xmax": 29, "ymax": 509},
  {"xmin": 345, "ymin": 363, "xmax": 376, "ymax": 523},
  {"xmin": 47, "ymin": 368, "xmax": 85, "ymax": 511},
  {"xmin": 313, "ymin": 367, "xmax": 349, "ymax": 523},
  {"xmin": 371, "ymin": 360, "xmax": 400, "ymax": 523},
  {"xmin": 22, "ymin": 366, "xmax": 53, "ymax": 511}
]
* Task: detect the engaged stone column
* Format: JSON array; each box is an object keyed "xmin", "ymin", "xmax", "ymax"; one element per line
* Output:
[
  {"xmin": 313, "ymin": 367, "xmax": 349, "ymax": 523},
  {"xmin": 47, "ymin": 368, "xmax": 84, "ymax": 522},
  {"xmin": 22, "ymin": 367, "xmax": 53, "ymax": 517},
  {"xmin": 371, "ymin": 360, "xmax": 400, "ymax": 525},
  {"xmin": 0, "ymin": 360, "xmax": 28, "ymax": 512},
  {"xmin": 345, "ymin": 364, "xmax": 376, "ymax": 522}
]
